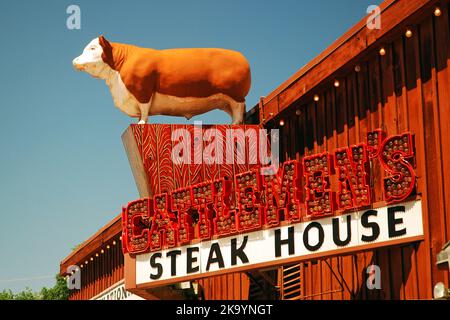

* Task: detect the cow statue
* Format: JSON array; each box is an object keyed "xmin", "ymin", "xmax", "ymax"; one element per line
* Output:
[{"xmin": 72, "ymin": 36, "xmax": 251, "ymax": 124}]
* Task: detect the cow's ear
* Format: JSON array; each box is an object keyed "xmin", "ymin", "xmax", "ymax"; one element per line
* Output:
[
  {"xmin": 99, "ymin": 35, "xmax": 114, "ymax": 68},
  {"xmin": 99, "ymin": 35, "xmax": 111, "ymax": 49}
]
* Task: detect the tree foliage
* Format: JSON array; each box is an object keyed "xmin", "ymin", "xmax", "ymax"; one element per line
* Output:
[
  {"xmin": 40, "ymin": 275, "xmax": 70, "ymax": 300},
  {"xmin": 0, "ymin": 287, "xmax": 39, "ymax": 300},
  {"xmin": 0, "ymin": 275, "xmax": 69, "ymax": 300}
]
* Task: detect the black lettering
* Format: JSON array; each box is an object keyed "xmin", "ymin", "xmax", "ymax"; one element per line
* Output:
[
  {"xmin": 186, "ymin": 247, "xmax": 199, "ymax": 274},
  {"xmin": 166, "ymin": 250, "xmax": 181, "ymax": 276},
  {"xmin": 231, "ymin": 236, "xmax": 249, "ymax": 265},
  {"xmin": 303, "ymin": 222, "xmax": 324, "ymax": 251},
  {"xmin": 388, "ymin": 206, "xmax": 407, "ymax": 237},
  {"xmin": 150, "ymin": 252, "xmax": 163, "ymax": 280},
  {"xmin": 206, "ymin": 243, "xmax": 225, "ymax": 271},
  {"xmin": 332, "ymin": 215, "xmax": 352, "ymax": 246},
  {"xmin": 274, "ymin": 227, "xmax": 295, "ymax": 257},
  {"xmin": 361, "ymin": 210, "xmax": 380, "ymax": 242}
]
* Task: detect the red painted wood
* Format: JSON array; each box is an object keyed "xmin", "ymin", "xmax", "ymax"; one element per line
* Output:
[
  {"xmin": 130, "ymin": 124, "xmax": 264, "ymax": 197},
  {"xmin": 171, "ymin": 124, "xmax": 190, "ymax": 189}
]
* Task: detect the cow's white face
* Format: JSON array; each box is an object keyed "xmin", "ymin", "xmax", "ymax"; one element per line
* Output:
[{"xmin": 73, "ymin": 37, "xmax": 108, "ymax": 78}]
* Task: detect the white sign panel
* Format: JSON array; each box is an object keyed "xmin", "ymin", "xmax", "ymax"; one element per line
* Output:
[
  {"xmin": 136, "ymin": 201, "xmax": 424, "ymax": 287},
  {"xmin": 92, "ymin": 281, "xmax": 144, "ymax": 300}
]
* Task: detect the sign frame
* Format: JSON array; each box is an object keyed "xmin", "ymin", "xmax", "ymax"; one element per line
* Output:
[{"xmin": 125, "ymin": 199, "xmax": 424, "ymax": 292}]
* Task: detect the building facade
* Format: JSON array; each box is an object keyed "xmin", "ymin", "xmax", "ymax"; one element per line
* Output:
[{"xmin": 60, "ymin": 0, "xmax": 450, "ymax": 300}]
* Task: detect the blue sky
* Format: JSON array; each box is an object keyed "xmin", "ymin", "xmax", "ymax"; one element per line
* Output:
[{"xmin": 0, "ymin": 0, "xmax": 381, "ymax": 292}]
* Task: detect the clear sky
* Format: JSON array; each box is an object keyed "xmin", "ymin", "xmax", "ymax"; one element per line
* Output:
[{"xmin": 0, "ymin": 0, "xmax": 382, "ymax": 292}]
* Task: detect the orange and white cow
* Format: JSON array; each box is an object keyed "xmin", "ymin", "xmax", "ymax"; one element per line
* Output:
[{"xmin": 73, "ymin": 36, "xmax": 251, "ymax": 124}]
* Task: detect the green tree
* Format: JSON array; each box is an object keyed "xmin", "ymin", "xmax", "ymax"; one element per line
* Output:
[
  {"xmin": 0, "ymin": 274, "xmax": 69, "ymax": 300},
  {"xmin": 40, "ymin": 275, "xmax": 69, "ymax": 300},
  {"xmin": 14, "ymin": 287, "xmax": 39, "ymax": 300},
  {"xmin": 0, "ymin": 289, "xmax": 14, "ymax": 300},
  {"xmin": 0, "ymin": 287, "xmax": 38, "ymax": 300}
]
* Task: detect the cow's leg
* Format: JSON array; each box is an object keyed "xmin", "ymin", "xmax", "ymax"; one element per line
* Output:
[
  {"xmin": 230, "ymin": 101, "xmax": 245, "ymax": 125},
  {"xmin": 137, "ymin": 99, "xmax": 152, "ymax": 124}
]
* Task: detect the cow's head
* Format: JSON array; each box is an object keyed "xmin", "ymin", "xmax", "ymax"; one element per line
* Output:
[{"xmin": 72, "ymin": 35, "xmax": 113, "ymax": 78}]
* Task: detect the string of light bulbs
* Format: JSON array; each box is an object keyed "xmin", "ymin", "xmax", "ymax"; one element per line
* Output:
[
  {"xmin": 267, "ymin": 6, "xmax": 443, "ymax": 128},
  {"xmin": 67, "ymin": 236, "xmax": 122, "ymax": 277}
]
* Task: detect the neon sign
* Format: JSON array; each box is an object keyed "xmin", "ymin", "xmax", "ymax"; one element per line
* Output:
[{"xmin": 122, "ymin": 130, "xmax": 416, "ymax": 255}]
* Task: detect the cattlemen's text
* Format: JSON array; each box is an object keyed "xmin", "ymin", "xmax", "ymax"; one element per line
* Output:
[{"xmin": 122, "ymin": 130, "xmax": 416, "ymax": 254}]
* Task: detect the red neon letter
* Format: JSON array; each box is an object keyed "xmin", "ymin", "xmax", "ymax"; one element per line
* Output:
[
  {"xmin": 212, "ymin": 178, "xmax": 237, "ymax": 236},
  {"xmin": 367, "ymin": 129, "xmax": 386, "ymax": 159},
  {"xmin": 379, "ymin": 133, "xmax": 416, "ymax": 203},
  {"xmin": 261, "ymin": 161, "xmax": 303, "ymax": 226},
  {"xmin": 171, "ymin": 187, "xmax": 194, "ymax": 245},
  {"xmin": 122, "ymin": 198, "xmax": 152, "ymax": 254},
  {"xmin": 235, "ymin": 169, "xmax": 263, "ymax": 231},
  {"xmin": 335, "ymin": 144, "xmax": 371, "ymax": 210},
  {"xmin": 149, "ymin": 193, "xmax": 178, "ymax": 251},
  {"xmin": 192, "ymin": 182, "xmax": 214, "ymax": 240},
  {"xmin": 303, "ymin": 153, "xmax": 334, "ymax": 217}
]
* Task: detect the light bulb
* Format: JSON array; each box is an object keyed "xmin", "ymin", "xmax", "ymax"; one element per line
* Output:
[
  {"xmin": 434, "ymin": 7, "xmax": 442, "ymax": 17},
  {"xmin": 433, "ymin": 282, "xmax": 447, "ymax": 299}
]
